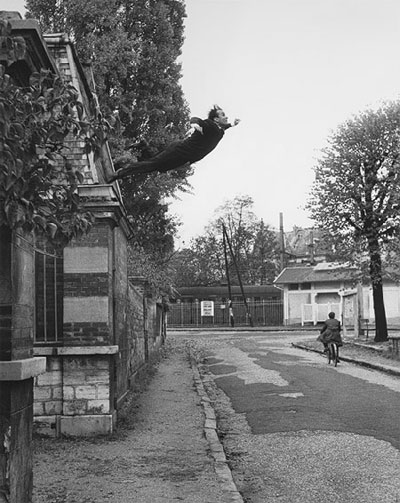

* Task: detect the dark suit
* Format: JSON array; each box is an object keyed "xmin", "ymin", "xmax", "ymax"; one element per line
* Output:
[{"xmin": 116, "ymin": 117, "xmax": 231, "ymax": 176}]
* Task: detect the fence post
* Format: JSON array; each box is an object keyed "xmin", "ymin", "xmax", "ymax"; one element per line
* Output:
[{"xmin": 262, "ymin": 300, "xmax": 265, "ymax": 326}]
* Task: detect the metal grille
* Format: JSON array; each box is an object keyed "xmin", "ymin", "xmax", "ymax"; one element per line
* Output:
[
  {"xmin": 168, "ymin": 300, "xmax": 283, "ymax": 327},
  {"xmin": 34, "ymin": 249, "xmax": 63, "ymax": 343}
]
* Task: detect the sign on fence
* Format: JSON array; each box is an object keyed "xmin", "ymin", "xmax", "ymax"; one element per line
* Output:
[{"xmin": 201, "ymin": 300, "xmax": 214, "ymax": 317}]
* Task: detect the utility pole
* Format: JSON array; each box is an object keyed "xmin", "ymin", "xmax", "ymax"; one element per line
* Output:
[
  {"xmin": 279, "ymin": 212, "xmax": 285, "ymax": 271},
  {"xmin": 222, "ymin": 223, "xmax": 254, "ymax": 327},
  {"xmin": 222, "ymin": 228, "xmax": 232, "ymax": 303},
  {"xmin": 222, "ymin": 228, "xmax": 234, "ymax": 327}
]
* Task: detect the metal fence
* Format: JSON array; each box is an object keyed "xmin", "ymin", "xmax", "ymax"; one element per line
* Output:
[{"xmin": 168, "ymin": 300, "xmax": 284, "ymax": 327}]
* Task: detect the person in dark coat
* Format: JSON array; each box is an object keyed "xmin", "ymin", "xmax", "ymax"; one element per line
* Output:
[
  {"xmin": 107, "ymin": 105, "xmax": 240, "ymax": 182},
  {"xmin": 317, "ymin": 311, "xmax": 343, "ymax": 356}
]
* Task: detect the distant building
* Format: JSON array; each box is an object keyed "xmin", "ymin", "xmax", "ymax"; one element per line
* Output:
[
  {"xmin": 283, "ymin": 227, "xmax": 331, "ymax": 265},
  {"xmin": 274, "ymin": 261, "xmax": 400, "ymax": 326}
]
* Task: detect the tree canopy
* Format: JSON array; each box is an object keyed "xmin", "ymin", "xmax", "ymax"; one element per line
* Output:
[
  {"xmin": 26, "ymin": 0, "xmax": 192, "ymax": 259},
  {"xmin": 307, "ymin": 100, "xmax": 400, "ymax": 341}
]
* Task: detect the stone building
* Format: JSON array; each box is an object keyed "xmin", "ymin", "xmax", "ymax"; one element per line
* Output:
[{"xmin": 0, "ymin": 12, "xmax": 165, "ymax": 503}]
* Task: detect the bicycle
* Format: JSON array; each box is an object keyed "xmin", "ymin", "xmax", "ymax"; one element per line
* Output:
[{"xmin": 327, "ymin": 342, "xmax": 339, "ymax": 367}]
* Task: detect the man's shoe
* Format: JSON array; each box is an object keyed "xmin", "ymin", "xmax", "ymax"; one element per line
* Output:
[{"xmin": 105, "ymin": 172, "xmax": 118, "ymax": 183}]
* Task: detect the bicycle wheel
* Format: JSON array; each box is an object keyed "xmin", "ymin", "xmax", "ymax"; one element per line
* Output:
[
  {"xmin": 330, "ymin": 343, "xmax": 338, "ymax": 367},
  {"xmin": 327, "ymin": 344, "xmax": 332, "ymax": 364},
  {"xmin": 333, "ymin": 344, "xmax": 339, "ymax": 367}
]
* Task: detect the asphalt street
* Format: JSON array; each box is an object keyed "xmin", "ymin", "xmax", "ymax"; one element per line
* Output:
[{"xmin": 182, "ymin": 331, "xmax": 400, "ymax": 503}]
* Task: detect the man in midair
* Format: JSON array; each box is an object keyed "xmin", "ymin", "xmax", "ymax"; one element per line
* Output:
[{"xmin": 107, "ymin": 105, "xmax": 240, "ymax": 182}]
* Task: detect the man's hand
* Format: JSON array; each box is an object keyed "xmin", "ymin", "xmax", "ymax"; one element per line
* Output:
[
  {"xmin": 185, "ymin": 123, "xmax": 203, "ymax": 138},
  {"xmin": 191, "ymin": 123, "xmax": 203, "ymax": 134},
  {"xmin": 233, "ymin": 118, "xmax": 241, "ymax": 126}
]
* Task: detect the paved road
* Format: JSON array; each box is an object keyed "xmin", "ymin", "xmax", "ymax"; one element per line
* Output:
[{"xmin": 176, "ymin": 331, "xmax": 400, "ymax": 503}]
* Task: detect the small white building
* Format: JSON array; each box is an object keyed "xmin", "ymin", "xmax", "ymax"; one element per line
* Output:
[{"xmin": 274, "ymin": 262, "xmax": 400, "ymax": 326}]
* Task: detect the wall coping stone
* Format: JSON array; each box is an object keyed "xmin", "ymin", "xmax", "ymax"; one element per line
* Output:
[
  {"xmin": 78, "ymin": 184, "xmax": 118, "ymax": 201},
  {"xmin": 33, "ymin": 346, "xmax": 119, "ymax": 356},
  {"xmin": 33, "ymin": 347, "xmax": 57, "ymax": 356},
  {"xmin": 0, "ymin": 357, "xmax": 46, "ymax": 381}
]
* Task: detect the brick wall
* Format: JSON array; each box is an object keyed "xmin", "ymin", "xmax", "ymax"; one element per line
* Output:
[{"xmin": 63, "ymin": 222, "xmax": 113, "ymax": 347}]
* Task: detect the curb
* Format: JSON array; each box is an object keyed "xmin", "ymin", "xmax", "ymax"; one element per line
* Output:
[
  {"xmin": 190, "ymin": 357, "xmax": 244, "ymax": 503},
  {"xmin": 292, "ymin": 343, "xmax": 400, "ymax": 377}
]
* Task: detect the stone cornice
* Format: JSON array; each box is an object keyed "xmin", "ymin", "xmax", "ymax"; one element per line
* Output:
[
  {"xmin": 78, "ymin": 184, "xmax": 133, "ymax": 239},
  {"xmin": 0, "ymin": 357, "xmax": 46, "ymax": 381},
  {"xmin": 33, "ymin": 346, "xmax": 119, "ymax": 356}
]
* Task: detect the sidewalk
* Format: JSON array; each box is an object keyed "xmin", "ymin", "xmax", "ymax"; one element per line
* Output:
[
  {"xmin": 33, "ymin": 340, "xmax": 243, "ymax": 503},
  {"xmin": 33, "ymin": 334, "xmax": 400, "ymax": 503},
  {"xmin": 293, "ymin": 335, "xmax": 400, "ymax": 376}
]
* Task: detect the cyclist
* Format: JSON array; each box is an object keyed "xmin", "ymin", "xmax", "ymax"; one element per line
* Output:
[{"xmin": 317, "ymin": 312, "xmax": 343, "ymax": 360}]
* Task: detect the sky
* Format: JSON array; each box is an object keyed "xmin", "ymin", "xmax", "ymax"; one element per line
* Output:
[{"xmin": 3, "ymin": 0, "xmax": 400, "ymax": 245}]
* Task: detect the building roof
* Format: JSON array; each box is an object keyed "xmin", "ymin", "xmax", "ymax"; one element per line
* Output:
[
  {"xmin": 274, "ymin": 262, "xmax": 359, "ymax": 284},
  {"xmin": 0, "ymin": 13, "xmax": 58, "ymax": 85},
  {"xmin": 176, "ymin": 284, "xmax": 282, "ymax": 298},
  {"xmin": 284, "ymin": 227, "xmax": 331, "ymax": 260}
]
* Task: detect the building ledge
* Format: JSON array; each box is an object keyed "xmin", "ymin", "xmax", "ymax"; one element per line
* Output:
[
  {"xmin": 78, "ymin": 184, "xmax": 119, "ymax": 201},
  {"xmin": 33, "ymin": 346, "xmax": 119, "ymax": 356},
  {"xmin": 0, "ymin": 357, "xmax": 46, "ymax": 381}
]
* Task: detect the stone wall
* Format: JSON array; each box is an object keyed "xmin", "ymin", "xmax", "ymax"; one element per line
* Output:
[
  {"xmin": 33, "ymin": 193, "xmax": 165, "ymax": 437},
  {"xmin": 33, "ymin": 280, "xmax": 162, "ymax": 437}
]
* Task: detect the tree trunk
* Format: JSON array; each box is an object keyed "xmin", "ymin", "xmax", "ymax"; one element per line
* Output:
[
  {"xmin": 368, "ymin": 236, "xmax": 388, "ymax": 342},
  {"xmin": 371, "ymin": 281, "xmax": 388, "ymax": 342}
]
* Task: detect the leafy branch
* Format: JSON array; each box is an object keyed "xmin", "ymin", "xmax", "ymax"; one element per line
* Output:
[{"xmin": 0, "ymin": 22, "xmax": 114, "ymax": 243}]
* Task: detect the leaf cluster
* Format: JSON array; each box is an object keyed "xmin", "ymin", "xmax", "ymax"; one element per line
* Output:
[{"xmin": 0, "ymin": 64, "xmax": 102, "ymax": 243}]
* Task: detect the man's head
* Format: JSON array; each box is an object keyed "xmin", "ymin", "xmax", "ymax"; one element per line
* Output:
[
  {"xmin": 208, "ymin": 105, "xmax": 229, "ymax": 127},
  {"xmin": 328, "ymin": 312, "xmax": 335, "ymax": 319}
]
